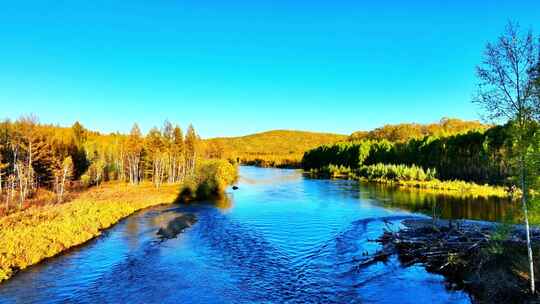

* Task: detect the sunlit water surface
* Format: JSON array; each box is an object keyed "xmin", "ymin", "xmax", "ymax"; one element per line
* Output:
[{"xmin": 0, "ymin": 166, "xmax": 505, "ymax": 303}]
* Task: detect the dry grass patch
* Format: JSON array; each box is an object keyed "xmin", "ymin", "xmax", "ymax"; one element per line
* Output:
[{"xmin": 0, "ymin": 182, "xmax": 180, "ymax": 282}]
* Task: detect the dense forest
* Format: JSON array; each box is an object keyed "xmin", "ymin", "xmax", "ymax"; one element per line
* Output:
[
  {"xmin": 303, "ymin": 42, "xmax": 540, "ymax": 190},
  {"xmin": 303, "ymin": 123, "xmax": 515, "ymax": 185},
  {"xmin": 349, "ymin": 117, "xmax": 489, "ymax": 142},
  {"xmin": 0, "ymin": 117, "xmax": 238, "ymax": 282},
  {"xmin": 0, "ymin": 117, "xmax": 202, "ymax": 212},
  {"xmin": 204, "ymin": 119, "xmax": 488, "ymax": 169}
]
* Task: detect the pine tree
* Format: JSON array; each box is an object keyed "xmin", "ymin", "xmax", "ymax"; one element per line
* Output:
[
  {"xmin": 70, "ymin": 122, "xmax": 89, "ymax": 179},
  {"xmin": 31, "ymin": 133, "xmax": 57, "ymax": 188}
]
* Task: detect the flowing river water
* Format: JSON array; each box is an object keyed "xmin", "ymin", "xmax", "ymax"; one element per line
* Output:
[{"xmin": 0, "ymin": 166, "xmax": 519, "ymax": 303}]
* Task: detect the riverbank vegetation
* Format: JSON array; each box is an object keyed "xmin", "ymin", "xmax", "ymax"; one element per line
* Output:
[
  {"xmin": 335, "ymin": 22, "xmax": 540, "ymax": 298},
  {"xmin": 377, "ymin": 218, "xmax": 540, "ymax": 303},
  {"xmin": 179, "ymin": 159, "xmax": 237, "ymax": 202},
  {"xmin": 0, "ymin": 156, "xmax": 237, "ymax": 283},
  {"xmin": 302, "ymin": 126, "xmax": 520, "ymax": 199},
  {"xmin": 0, "ymin": 117, "xmax": 213, "ymax": 214},
  {"xmin": 309, "ymin": 163, "xmax": 510, "ymax": 198},
  {"xmin": 302, "ymin": 22, "xmax": 540, "ymax": 302},
  {"xmin": 0, "ymin": 182, "xmax": 180, "ymax": 282},
  {"xmin": 303, "ymin": 123, "xmax": 515, "ymax": 186},
  {"xmin": 359, "ymin": 183, "xmax": 520, "ymax": 223},
  {"xmin": 0, "ymin": 117, "xmax": 237, "ymax": 282}
]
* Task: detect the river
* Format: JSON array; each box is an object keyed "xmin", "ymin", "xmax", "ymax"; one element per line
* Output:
[{"xmin": 0, "ymin": 166, "xmax": 518, "ymax": 303}]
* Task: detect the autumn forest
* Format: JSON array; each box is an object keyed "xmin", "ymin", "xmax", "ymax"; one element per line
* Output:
[{"xmin": 0, "ymin": 5, "xmax": 540, "ymax": 303}]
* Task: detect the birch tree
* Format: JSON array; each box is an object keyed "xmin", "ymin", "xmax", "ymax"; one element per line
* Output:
[
  {"xmin": 126, "ymin": 124, "xmax": 143, "ymax": 185},
  {"xmin": 16, "ymin": 116, "xmax": 37, "ymax": 193},
  {"xmin": 0, "ymin": 161, "xmax": 7, "ymax": 211},
  {"xmin": 146, "ymin": 127, "xmax": 166, "ymax": 188},
  {"xmin": 0, "ymin": 146, "xmax": 6, "ymax": 199},
  {"xmin": 474, "ymin": 21, "xmax": 540, "ymax": 294},
  {"xmin": 6, "ymin": 174, "xmax": 15, "ymax": 211},
  {"xmin": 162, "ymin": 120, "xmax": 175, "ymax": 183},
  {"xmin": 55, "ymin": 156, "xmax": 73, "ymax": 203}
]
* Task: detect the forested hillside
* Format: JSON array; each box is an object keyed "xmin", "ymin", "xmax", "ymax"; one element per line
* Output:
[
  {"xmin": 303, "ymin": 123, "xmax": 520, "ymax": 185},
  {"xmin": 203, "ymin": 119, "xmax": 488, "ymax": 168},
  {"xmin": 349, "ymin": 118, "xmax": 489, "ymax": 142},
  {"xmin": 204, "ymin": 130, "xmax": 348, "ymax": 168},
  {"xmin": 0, "ymin": 116, "xmax": 239, "ymax": 281}
]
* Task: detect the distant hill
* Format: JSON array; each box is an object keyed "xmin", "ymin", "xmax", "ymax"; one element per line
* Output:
[
  {"xmin": 203, "ymin": 130, "xmax": 348, "ymax": 168},
  {"xmin": 349, "ymin": 118, "xmax": 490, "ymax": 142},
  {"xmin": 201, "ymin": 118, "xmax": 491, "ymax": 168}
]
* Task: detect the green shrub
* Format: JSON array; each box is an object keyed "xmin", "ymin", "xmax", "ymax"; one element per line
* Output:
[
  {"xmin": 302, "ymin": 124, "xmax": 513, "ymax": 185},
  {"xmin": 80, "ymin": 174, "xmax": 92, "ymax": 187},
  {"xmin": 180, "ymin": 159, "xmax": 238, "ymax": 201},
  {"xmin": 358, "ymin": 163, "xmax": 436, "ymax": 182}
]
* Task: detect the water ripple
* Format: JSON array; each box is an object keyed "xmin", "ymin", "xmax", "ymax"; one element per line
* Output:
[{"xmin": 0, "ymin": 167, "xmax": 470, "ymax": 304}]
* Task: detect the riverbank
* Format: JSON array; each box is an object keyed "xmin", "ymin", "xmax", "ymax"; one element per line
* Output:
[
  {"xmin": 376, "ymin": 218, "xmax": 540, "ymax": 303},
  {"xmin": 0, "ymin": 159, "xmax": 238, "ymax": 283},
  {"xmin": 240, "ymin": 158, "xmax": 301, "ymax": 169},
  {"xmin": 361, "ymin": 178, "xmax": 510, "ymax": 198},
  {"xmin": 307, "ymin": 168, "xmax": 511, "ymax": 199},
  {"xmin": 0, "ymin": 182, "xmax": 181, "ymax": 282},
  {"xmin": 0, "ymin": 166, "xmax": 483, "ymax": 303}
]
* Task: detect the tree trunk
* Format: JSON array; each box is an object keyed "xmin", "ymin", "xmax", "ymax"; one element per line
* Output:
[
  {"xmin": 27, "ymin": 141, "xmax": 32, "ymax": 190},
  {"xmin": 16, "ymin": 163, "xmax": 25, "ymax": 209},
  {"xmin": 6, "ymin": 176, "xmax": 14, "ymax": 211},
  {"xmin": 136, "ymin": 155, "xmax": 140, "ymax": 184},
  {"xmin": 3, "ymin": 176, "xmax": 8, "ymax": 211},
  {"xmin": 54, "ymin": 174, "xmax": 59, "ymax": 203},
  {"xmin": 521, "ymin": 154, "xmax": 535, "ymax": 294},
  {"xmin": 59, "ymin": 167, "xmax": 67, "ymax": 203}
]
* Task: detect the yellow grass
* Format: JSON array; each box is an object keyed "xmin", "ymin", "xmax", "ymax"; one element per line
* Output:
[
  {"xmin": 363, "ymin": 178, "xmax": 512, "ymax": 199},
  {"xmin": 311, "ymin": 167, "xmax": 511, "ymax": 199},
  {"xmin": 0, "ymin": 182, "xmax": 181, "ymax": 282}
]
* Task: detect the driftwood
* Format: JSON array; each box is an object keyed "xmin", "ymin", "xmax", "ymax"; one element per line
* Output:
[
  {"xmin": 357, "ymin": 218, "xmax": 540, "ymax": 303},
  {"xmin": 377, "ymin": 222, "xmax": 489, "ymax": 274},
  {"xmin": 351, "ymin": 247, "xmax": 393, "ymax": 270}
]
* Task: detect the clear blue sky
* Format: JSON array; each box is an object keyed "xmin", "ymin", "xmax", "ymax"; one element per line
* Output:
[{"xmin": 0, "ymin": 0, "xmax": 538, "ymax": 138}]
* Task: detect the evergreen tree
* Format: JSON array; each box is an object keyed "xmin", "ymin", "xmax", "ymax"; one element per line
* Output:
[{"xmin": 70, "ymin": 122, "xmax": 89, "ymax": 179}]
